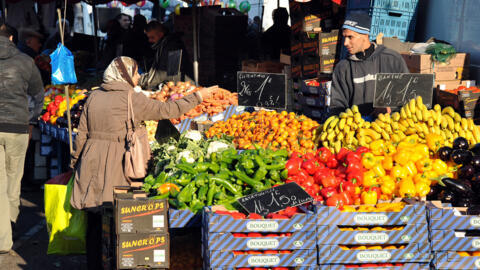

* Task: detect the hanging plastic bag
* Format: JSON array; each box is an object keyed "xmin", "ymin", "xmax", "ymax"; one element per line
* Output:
[
  {"xmin": 49, "ymin": 43, "xmax": 77, "ymax": 85},
  {"xmin": 44, "ymin": 172, "xmax": 86, "ymax": 255}
]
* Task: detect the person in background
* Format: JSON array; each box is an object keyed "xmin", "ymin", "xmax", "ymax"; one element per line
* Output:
[
  {"xmin": 116, "ymin": 13, "xmax": 132, "ymax": 30},
  {"xmin": 98, "ymin": 19, "xmax": 124, "ymax": 69},
  {"xmin": 0, "ymin": 24, "xmax": 44, "ymax": 255},
  {"xmin": 329, "ymin": 12, "xmax": 409, "ymax": 117},
  {"xmin": 123, "ymin": 14, "xmax": 152, "ymax": 72},
  {"xmin": 262, "ymin": 8, "xmax": 291, "ymax": 60},
  {"xmin": 70, "ymin": 56, "xmax": 213, "ymax": 269},
  {"xmin": 140, "ymin": 21, "xmax": 193, "ymax": 90},
  {"xmin": 43, "ymin": 19, "xmax": 72, "ymax": 51},
  {"xmin": 17, "ymin": 28, "xmax": 43, "ymax": 59}
]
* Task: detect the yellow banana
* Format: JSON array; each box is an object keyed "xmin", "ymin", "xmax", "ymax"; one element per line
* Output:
[
  {"xmin": 446, "ymin": 116, "xmax": 455, "ymax": 131},
  {"xmin": 454, "ymin": 113, "xmax": 462, "ymax": 123},
  {"xmin": 468, "ymin": 118, "xmax": 475, "ymax": 131},
  {"xmin": 405, "ymin": 105, "xmax": 412, "ymax": 118},
  {"xmin": 329, "ymin": 118, "xmax": 339, "ymax": 130},
  {"xmin": 339, "ymin": 118, "xmax": 346, "ymax": 130},
  {"xmin": 323, "ymin": 116, "xmax": 337, "ymax": 132},
  {"xmin": 459, "ymin": 129, "xmax": 466, "ymax": 138},
  {"xmin": 378, "ymin": 113, "xmax": 386, "ymax": 122},
  {"xmin": 474, "ymin": 126, "xmax": 480, "ymax": 142},
  {"xmin": 416, "ymin": 109, "xmax": 423, "ymax": 122},
  {"xmin": 382, "ymin": 130, "xmax": 391, "ymax": 140},
  {"xmin": 409, "ymin": 99, "xmax": 416, "ymax": 114},
  {"xmin": 442, "ymin": 107, "xmax": 455, "ymax": 118},
  {"xmin": 354, "ymin": 113, "xmax": 362, "ymax": 123},
  {"xmin": 416, "ymin": 96, "xmax": 423, "ymax": 106},
  {"xmin": 461, "ymin": 118, "xmax": 469, "ymax": 130},
  {"xmin": 455, "ymin": 122, "xmax": 461, "ymax": 132},
  {"xmin": 440, "ymin": 115, "xmax": 448, "ymax": 129},
  {"xmin": 351, "ymin": 105, "xmax": 359, "ymax": 114},
  {"xmin": 392, "ymin": 112, "xmax": 400, "ymax": 122},
  {"xmin": 371, "ymin": 122, "xmax": 382, "ymax": 133},
  {"xmin": 427, "ymin": 118, "xmax": 434, "ymax": 127},
  {"xmin": 346, "ymin": 108, "xmax": 354, "ymax": 117},
  {"xmin": 434, "ymin": 104, "xmax": 441, "ymax": 112},
  {"xmin": 400, "ymin": 107, "xmax": 407, "ymax": 119},
  {"xmin": 346, "ymin": 117, "xmax": 354, "ymax": 127},
  {"xmin": 339, "ymin": 112, "xmax": 348, "ymax": 119},
  {"xmin": 407, "ymin": 119, "xmax": 415, "ymax": 128},
  {"xmin": 391, "ymin": 122, "xmax": 400, "ymax": 131}
]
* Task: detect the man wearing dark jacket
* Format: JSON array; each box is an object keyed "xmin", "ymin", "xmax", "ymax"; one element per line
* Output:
[
  {"xmin": 141, "ymin": 21, "xmax": 193, "ymax": 90},
  {"xmin": 330, "ymin": 12, "xmax": 409, "ymax": 116},
  {"xmin": 0, "ymin": 24, "xmax": 44, "ymax": 254}
]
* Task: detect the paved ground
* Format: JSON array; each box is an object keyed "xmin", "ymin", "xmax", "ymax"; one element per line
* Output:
[{"xmin": 0, "ymin": 189, "xmax": 87, "ymax": 270}]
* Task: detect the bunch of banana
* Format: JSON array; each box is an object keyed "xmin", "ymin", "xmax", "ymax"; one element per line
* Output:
[{"xmin": 314, "ymin": 96, "xmax": 480, "ymax": 153}]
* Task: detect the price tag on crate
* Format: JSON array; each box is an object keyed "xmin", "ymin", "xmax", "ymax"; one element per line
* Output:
[{"xmin": 237, "ymin": 182, "xmax": 313, "ymax": 216}]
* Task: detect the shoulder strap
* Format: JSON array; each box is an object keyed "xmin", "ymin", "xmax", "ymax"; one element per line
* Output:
[{"xmin": 127, "ymin": 90, "xmax": 135, "ymax": 132}]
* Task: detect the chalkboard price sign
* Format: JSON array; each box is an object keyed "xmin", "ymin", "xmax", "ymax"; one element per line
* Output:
[
  {"xmin": 237, "ymin": 72, "xmax": 287, "ymax": 109},
  {"xmin": 373, "ymin": 73, "xmax": 434, "ymax": 108},
  {"xmin": 237, "ymin": 182, "xmax": 313, "ymax": 216}
]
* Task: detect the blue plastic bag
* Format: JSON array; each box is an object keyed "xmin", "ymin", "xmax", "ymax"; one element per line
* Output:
[{"xmin": 50, "ymin": 43, "xmax": 77, "ymax": 85}]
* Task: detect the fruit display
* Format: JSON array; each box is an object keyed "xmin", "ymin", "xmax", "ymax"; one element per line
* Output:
[
  {"xmin": 428, "ymin": 137, "xmax": 480, "ymax": 207},
  {"xmin": 150, "ymin": 81, "xmax": 238, "ymax": 125},
  {"xmin": 316, "ymin": 96, "xmax": 480, "ymax": 153},
  {"xmin": 205, "ymin": 111, "xmax": 319, "ymax": 153},
  {"xmin": 143, "ymin": 131, "xmax": 289, "ymax": 213},
  {"xmin": 145, "ymin": 120, "xmax": 158, "ymax": 143},
  {"xmin": 41, "ymin": 88, "xmax": 88, "ymax": 126},
  {"xmin": 443, "ymin": 85, "xmax": 480, "ymax": 94}
]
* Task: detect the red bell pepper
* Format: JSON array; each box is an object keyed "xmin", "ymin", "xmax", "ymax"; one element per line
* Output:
[
  {"xmin": 336, "ymin": 148, "xmax": 350, "ymax": 162},
  {"xmin": 248, "ymin": 213, "xmax": 263, "ymax": 219},
  {"xmin": 286, "ymin": 158, "xmax": 302, "ymax": 176},
  {"xmin": 321, "ymin": 174, "xmax": 340, "ymax": 188},
  {"xmin": 326, "ymin": 193, "xmax": 345, "ymax": 209},
  {"xmin": 316, "ymin": 147, "xmax": 332, "ymax": 163},
  {"xmin": 356, "ymin": 146, "xmax": 370, "ymax": 155},
  {"xmin": 326, "ymin": 156, "xmax": 338, "ymax": 169},
  {"xmin": 346, "ymin": 152, "xmax": 362, "ymax": 164},
  {"xmin": 302, "ymin": 159, "xmax": 318, "ymax": 175},
  {"xmin": 347, "ymin": 170, "xmax": 364, "ymax": 186},
  {"xmin": 341, "ymin": 181, "xmax": 356, "ymax": 197},
  {"xmin": 320, "ymin": 186, "xmax": 338, "ymax": 199}
]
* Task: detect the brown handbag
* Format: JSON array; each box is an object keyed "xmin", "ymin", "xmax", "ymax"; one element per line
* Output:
[{"xmin": 124, "ymin": 90, "xmax": 151, "ymax": 180}]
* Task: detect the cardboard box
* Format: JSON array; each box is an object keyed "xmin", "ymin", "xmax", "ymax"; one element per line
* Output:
[
  {"xmin": 117, "ymin": 233, "xmax": 169, "ymax": 269},
  {"xmin": 319, "ymin": 30, "xmax": 341, "ymax": 56},
  {"xmin": 436, "ymin": 79, "xmax": 476, "ymax": 90},
  {"xmin": 114, "ymin": 189, "xmax": 168, "ymax": 234},
  {"xmin": 241, "ymin": 60, "xmax": 286, "ymax": 74},
  {"xmin": 401, "ymin": 53, "xmax": 470, "ymax": 75},
  {"xmin": 435, "ymin": 88, "xmax": 480, "ymax": 119},
  {"xmin": 320, "ymin": 54, "xmax": 339, "ymax": 73}
]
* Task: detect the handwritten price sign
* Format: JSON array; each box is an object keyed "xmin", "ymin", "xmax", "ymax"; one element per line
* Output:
[
  {"xmin": 237, "ymin": 72, "xmax": 287, "ymax": 109},
  {"xmin": 237, "ymin": 182, "xmax": 313, "ymax": 216},
  {"xmin": 373, "ymin": 73, "xmax": 434, "ymax": 108}
]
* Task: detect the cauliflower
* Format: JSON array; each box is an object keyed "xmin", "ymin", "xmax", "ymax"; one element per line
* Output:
[
  {"xmin": 166, "ymin": 145, "xmax": 176, "ymax": 153},
  {"xmin": 207, "ymin": 141, "xmax": 232, "ymax": 157},
  {"xmin": 184, "ymin": 130, "xmax": 203, "ymax": 142},
  {"xmin": 176, "ymin": 150, "xmax": 195, "ymax": 163}
]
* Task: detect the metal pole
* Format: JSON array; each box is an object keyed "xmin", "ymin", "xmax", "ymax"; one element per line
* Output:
[
  {"xmin": 92, "ymin": 2, "xmax": 99, "ymax": 64},
  {"xmin": 1, "ymin": 0, "xmax": 6, "ymax": 23},
  {"xmin": 192, "ymin": 0, "xmax": 199, "ymax": 86}
]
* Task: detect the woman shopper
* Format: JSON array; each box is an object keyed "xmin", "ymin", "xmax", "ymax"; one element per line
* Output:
[{"xmin": 70, "ymin": 56, "xmax": 211, "ymax": 269}]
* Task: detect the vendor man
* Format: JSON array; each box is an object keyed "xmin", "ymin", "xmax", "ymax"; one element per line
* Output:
[{"xmin": 330, "ymin": 12, "xmax": 409, "ymax": 116}]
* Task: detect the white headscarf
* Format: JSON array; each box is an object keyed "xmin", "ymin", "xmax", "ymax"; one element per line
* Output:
[{"xmin": 103, "ymin": 56, "xmax": 138, "ymax": 87}]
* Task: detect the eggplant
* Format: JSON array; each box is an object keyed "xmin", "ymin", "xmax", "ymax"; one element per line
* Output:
[
  {"xmin": 452, "ymin": 149, "xmax": 473, "ymax": 165},
  {"xmin": 439, "ymin": 189, "xmax": 455, "ymax": 203},
  {"xmin": 458, "ymin": 165, "xmax": 475, "ymax": 180},
  {"xmin": 453, "ymin": 137, "xmax": 469, "ymax": 150},
  {"xmin": 427, "ymin": 184, "xmax": 444, "ymax": 200},
  {"xmin": 472, "ymin": 156, "xmax": 480, "ymax": 172},
  {"xmin": 471, "ymin": 144, "xmax": 480, "ymax": 156},
  {"xmin": 439, "ymin": 177, "xmax": 474, "ymax": 195},
  {"xmin": 453, "ymin": 196, "xmax": 472, "ymax": 207},
  {"xmin": 437, "ymin": 146, "xmax": 453, "ymax": 162}
]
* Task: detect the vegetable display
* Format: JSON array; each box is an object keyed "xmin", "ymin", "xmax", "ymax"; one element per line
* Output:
[
  {"xmin": 150, "ymin": 81, "xmax": 238, "ymax": 125},
  {"xmin": 205, "ymin": 111, "xmax": 319, "ymax": 153},
  {"xmin": 143, "ymin": 132, "xmax": 289, "ymax": 213},
  {"xmin": 41, "ymin": 87, "xmax": 88, "ymax": 126},
  {"xmin": 316, "ymin": 96, "xmax": 480, "ymax": 153}
]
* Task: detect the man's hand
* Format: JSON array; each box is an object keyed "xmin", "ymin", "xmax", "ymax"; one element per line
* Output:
[{"xmin": 371, "ymin": 107, "xmax": 391, "ymax": 117}]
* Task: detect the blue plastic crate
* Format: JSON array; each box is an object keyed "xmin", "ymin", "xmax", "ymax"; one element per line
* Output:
[
  {"xmin": 434, "ymin": 251, "xmax": 480, "ymax": 270},
  {"xmin": 168, "ymin": 208, "xmax": 202, "ymax": 228},
  {"xmin": 347, "ymin": 0, "xmax": 419, "ymax": 13},
  {"xmin": 319, "ymin": 263, "xmax": 429, "ymax": 269},
  {"xmin": 370, "ymin": 9, "xmax": 416, "ymax": 41}
]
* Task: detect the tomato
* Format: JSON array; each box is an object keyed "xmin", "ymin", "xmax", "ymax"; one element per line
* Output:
[
  {"xmin": 248, "ymin": 213, "xmax": 263, "ymax": 219},
  {"xmin": 320, "ymin": 186, "xmax": 338, "ymax": 199},
  {"xmin": 321, "ymin": 174, "xmax": 340, "ymax": 188},
  {"xmin": 286, "ymin": 158, "xmax": 302, "ymax": 176},
  {"xmin": 326, "ymin": 193, "xmax": 346, "ymax": 209},
  {"xmin": 317, "ymin": 147, "xmax": 332, "ymax": 163}
]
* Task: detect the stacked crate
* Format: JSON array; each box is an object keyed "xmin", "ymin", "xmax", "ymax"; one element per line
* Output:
[
  {"xmin": 113, "ymin": 188, "xmax": 170, "ymax": 269},
  {"xmin": 347, "ymin": 0, "xmax": 420, "ymax": 42},
  {"xmin": 295, "ymin": 78, "xmax": 332, "ymax": 123},
  {"xmin": 316, "ymin": 202, "xmax": 430, "ymax": 269},
  {"xmin": 428, "ymin": 201, "xmax": 480, "ymax": 269},
  {"xmin": 201, "ymin": 208, "xmax": 317, "ymax": 269}
]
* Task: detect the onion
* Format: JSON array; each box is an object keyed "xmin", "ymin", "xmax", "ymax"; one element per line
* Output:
[{"xmin": 170, "ymin": 93, "xmax": 184, "ymax": 101}]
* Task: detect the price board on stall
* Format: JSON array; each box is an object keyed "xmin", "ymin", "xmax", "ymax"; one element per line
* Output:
[
  {"xmin": 237, "ymin": 182, "xmax": 313, "ymax": 216},
  {"xmin": 237, "ymin": 71, "xmax": 287, "ymax": 109},
  {"xmin": 373, "ymin": 73, "xmax": 434, "ymax": 108}
]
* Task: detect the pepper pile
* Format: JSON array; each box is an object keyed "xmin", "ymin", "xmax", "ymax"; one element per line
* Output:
[
  {"xmin": 362, "ymin": 135, "xmax": 455, "ymax": 203},
  {"xmin": 284, "ymin": 147, "xmax": 371, "ymax": 208},
  {"xmin": 41, "ymin": 88, "xmax": 87, "ymax": 125},
  {"xmin": 143, "ymin": 147, "xmax": 289, "ymax": 213},
  {"xmin": 206, "ymin": 111, "xmax": 319, "ymax": 153}
]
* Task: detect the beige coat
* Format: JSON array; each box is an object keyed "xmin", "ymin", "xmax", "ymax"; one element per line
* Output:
[{"xmin": 70, "ymin": 81, "xmax": 201, "ymax": 210}]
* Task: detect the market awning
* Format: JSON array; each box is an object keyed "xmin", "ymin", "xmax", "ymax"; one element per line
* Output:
[{"xmin": 5, "ymin": 0, "xmax": 151, "ymax": 5}]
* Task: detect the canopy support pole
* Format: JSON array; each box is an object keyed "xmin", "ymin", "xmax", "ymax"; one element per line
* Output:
[
  {"xmin": 92, "ymin": 2, "xmax": 99, "ymax": 64},
  {"xmin": 1, "ymin": 0, "xmax": 6, "ymax": 23},
  {"xmin": 192, "ymin": 0, "xmax": 199, "ymax": 86}
]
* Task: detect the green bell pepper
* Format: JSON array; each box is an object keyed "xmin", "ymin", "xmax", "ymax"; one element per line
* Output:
[
  {"xmin": 155, "ymin": 172, "xmax": 167, "ymax": 184},
  {"xmin": 210, "ymin": 176, "xmax": 241, "ymax": 196},
  {"xmin": 233, "ymin": 170, "xmax": 264, "ymax": 191},
  {"xmin": 176, "ymin": 163, "xmax": 196, "ymax": 175},
  {"xmin": 194, "ymin": 162, "xmax": 210, "ymax": 173},
  {"xmin": 198, "ymin": 185, "xmax": 208, "ymax": 201},
  {"xmin": 269, "ymin": 170, "xmax": 280, "ymax": 181},
  {"xmin": 177, "ymin": 182, "xmax": 196, "ymax": 203}
]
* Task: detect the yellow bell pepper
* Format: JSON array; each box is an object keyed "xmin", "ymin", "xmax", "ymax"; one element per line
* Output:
[
  {"xmin": 390, "ymin": 165, "xmax": 407, "ymax": 180},
  {"xmin": 357, "ymin": 205, "xmax": 376, "ymax": 212},
  {"xmin": 394, "ymin": 150, "xmax": 411, "ymax": 166},
  {"xmin": 361, "ymin": 189, "xmax": 378, "ymax": 205},
  {"xmin": 362, "ymin": 152, "xmax": 377, "ymax": 169},
  {"xmin": 410, "ymin": 152, "xmax": 424, "ymax": 163},
  {"xmin": 472, "ymin": 251, "xmax": 480, "ymax": 256},
  {"xmin": 364, "ymin": 170, "xmax": 380, "ymax": 187},
  {"xmin": 416, "ymin": 158, "xmax": 433, "ymax": 173},
  {"xmin": 426, "ymin": 133, "xmax": 444, "ymax": 152},
  {"xmin": 415, "ymin": 144, "xmax": 430, "ymax": 159},
  {"xmin": 380, "ymin": 176, "xmax": 396, "ymax": 195},
  {"xmin": 432, "ymin": 159, "xmax": 448, "ymax": 175},
  {"xmin": 379, "ymin": 194, "xmax": 392, "ymax": 201},
  {"xmin": 405, "ymin": 161, "xmax": 418, "ymax": 176},
  {"xmin": 384, "ymin": 142, "xmax": 397, "ymax": 156},
  {"xmin": 414, "ymin": 173, "xmax": 432, "ymax": 186},
  {"xmin": 353, "ymin": 246, "xmax": 366, "ymax": 250},
  {"xmin": 372, "ymin": 164, "xmax": 386, "ymax": 177},
  {"xmin": 341, "ymin": 206, "xmax": 356, "ymax": 212},
  {"xmin": 368, "ymin": 246, "xmax": 382, "ymax": 250},
  {"xmin": 458, "ymin": 251, "xmax": 471, "ymax": 257},
  {"xmin": 382, "ymin": 156, "xmax": 393, "ymax": 171},
  {"xmin": 415, "ymin": 181, "xmax": 431, "ymax": 197},
  {"xmin": 384, "ymin": 245, "xmax": 397, "ymax": 250},
  {"xmin": 399, "ymin": 177, "xmax": 416, "ymax": 198},
  {"xmin": 370, "ymin": 140, "xmax": 386, "ymax": 156}
]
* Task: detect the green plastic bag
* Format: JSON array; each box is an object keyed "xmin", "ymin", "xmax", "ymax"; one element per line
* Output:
[{"xmin": 44, "ymin": 174, "xmax": 87, "ymax": 255}]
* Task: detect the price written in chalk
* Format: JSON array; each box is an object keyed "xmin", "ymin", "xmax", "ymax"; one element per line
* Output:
[
  {"xmin": 237, "ymin": 72, "xmax": 286, "ymax": 109},
  {"xmin": 373, "ymin": 73, "xmax": 434, "ymax": 108},
  {"xmin": 237, "ymin": 182, "xmax": 313, "ymax": 216}
]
